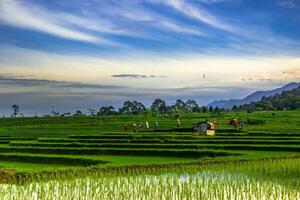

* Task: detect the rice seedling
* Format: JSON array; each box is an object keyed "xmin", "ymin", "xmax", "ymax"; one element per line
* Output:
[
  {"xmin": 1, "ymin": 170, "xmax": 299, "ymax": 200},
  {"xmin": 0, "ymin": 157, "xmax": 299, "ymax": 200}
]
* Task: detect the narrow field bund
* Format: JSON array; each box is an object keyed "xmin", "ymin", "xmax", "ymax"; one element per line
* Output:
[
  {"xmin": 0, "ymin": 154, "xmax": 107, "ymax": 166},
  {"xmin": 8, "ymin": 140, "xmax": 300, "ymax": 148},
  {"xmin": 3, "ymin": 144, "xmax": 300, "ymax": 153},
  {"xmin": 26, "ymin": 139, "xmax": 300, "ymax": 145},
  {"xmin": 0, "ymin": 147, "xmax": 232, "ymax": 157},
  {"xmin": 67, "ymin": 134, "xmax": 300, "ymax": 140}
]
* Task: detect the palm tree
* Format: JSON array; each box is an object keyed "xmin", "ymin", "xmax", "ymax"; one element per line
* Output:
[{"xmin": 12, "ymin": 104, "xmax": 19, "ymax": 117}]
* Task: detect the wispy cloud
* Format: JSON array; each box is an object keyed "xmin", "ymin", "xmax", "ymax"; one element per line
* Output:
[
  {"xmin": 259, "ymin": 78, "xmax": 273, "ymax": 82},
  {"xmin": 160, "ymin": 0, "xmax": 235, "ymax": 32},
  {"xmin": 197, "ymin": 0, "xmax": 234, "ymax": 4},
  {"xmin": 0, "ymin": 0, "xmax": 115, "ymax": 44},
  {"xmin": 112, "ymin": 74, "xmax": 167, "ymax": 79},
  {"xmin": 95, "ymin": 0, "xmax": 206, "ymax": 36},
  {"xmin": 0, "ymin": 74, "xmax": 123, "ymax": 89},
  {"xmin": 278, "ymin": 0, "xmax": 296, "ymax": 8}
]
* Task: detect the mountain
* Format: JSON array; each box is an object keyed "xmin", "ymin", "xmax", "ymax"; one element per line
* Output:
[
  {"xmin": 207, "ymin": 82, "xmax": 300, "ymax": 109},
  {"xmin": 237, "ymin": 85, "xmax": 300, "ymax": 111}
]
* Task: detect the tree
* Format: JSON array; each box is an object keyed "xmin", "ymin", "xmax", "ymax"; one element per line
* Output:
[
  {"xmin": 208, "ymin": 106, "xmax": 214, "ymax": 112},
  {"xmin": 12, "ymin": 105, "xmax": 19, "ymax": 117},
  {"xmin": 170, "ymin": 99, "xmax": 187, "ymax": 113},
  {"xmin": 74, "ymin": 110, "xmax": 83, "ymax": 116},
  {"xmin": 119, "ymin": 101, "xmax": 146, "ymax": 115},
  {"xmin": 61, "ymin": 112, "xmax": 71, "ymax": 117},
  {"xmin": 51, "ymin": 106, "xmax": 59, "ymax": 117},
  {"xmin": 185, "ymin": 99, "xmax": 199, "ymax": 112},
  {"xmin": 201, "ymin": 106, "xmax": 208, "ymax": 113},
  {"xmin": 88, "ymin": 109, "xmax": 97, "ymax": 116},
  {"xmin": 98, "ymin": 106, "xmax": 116, "ymax": 116},
  {"xmin": 232, "ymin": 105, "xmax": 238, "ymax": 111},
  {"xmin": 151, "ymin": 99, "xmax": 167, "ymax": 114},
  {"xmin": 131, "ymin": 101, "xmax": 146, "ymax": 115},
  {"xmin": 214, "ymin": 106, "xmax": 219, "ymax": 112},
  {"xmin": 118, "ymin": 101, "xmax": 133, "ymax": 114}
]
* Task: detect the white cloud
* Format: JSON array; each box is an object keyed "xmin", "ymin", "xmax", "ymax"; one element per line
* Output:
[
  {"xmin": 97, "ymin": 1, "xmax": 206, "ymax": 36},
  {"xmin": 161, "ymin": 0, "xmax": 235, "ymax": 32},
  {"xmin": 198, "ymin": 0, "xmax": 234, "ymax": 4},
  {"xmin": 0, "ymin": 1, "xmax": 113, "ymax": 44},
  {"xmin": 53, "ymin": 13, "xmax": 136, "ymax": 37},
  {"xmin": 278, "ymin": 0, "xmax": 296, "ymax": 8}
]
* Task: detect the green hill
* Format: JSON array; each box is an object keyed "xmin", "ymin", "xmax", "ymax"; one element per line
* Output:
[{"xmin": 235, "ymin": 86, "xmax": 300, "ymax": 111}]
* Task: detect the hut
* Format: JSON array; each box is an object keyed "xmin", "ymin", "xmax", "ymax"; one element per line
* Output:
[{"xmin": 193, "ymin": 121, "xmax": 216, "ymax": 136}]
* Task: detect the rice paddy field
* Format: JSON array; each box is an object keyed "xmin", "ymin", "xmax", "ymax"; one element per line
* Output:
[{"xmin": 0, "ymin": 110, "xmax": 299, "ymax": 199}]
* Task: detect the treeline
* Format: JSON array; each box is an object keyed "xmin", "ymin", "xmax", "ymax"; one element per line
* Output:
[
  {"xmin": 9, "ymin": 87, "xmax": 299, "ymax": 117},
  {"xmin": 233, "ymin": 86, "xmax": 300, "ymax": 112},
  {"xmin": 64, "ymin": 99, "xmax": 226, "ymax": 117},
  {"xmin": 95, "ymin": 99, "xmax": 223, "ymax": 116},
  {"xmin": 7, "ymin": 99, "xmax": 224, "ymax": 118}
]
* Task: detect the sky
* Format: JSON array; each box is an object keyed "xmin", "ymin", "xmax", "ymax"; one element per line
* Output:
[{"xmin": 0, "ymin": 0, "xmax": 300, "ymax": 116}]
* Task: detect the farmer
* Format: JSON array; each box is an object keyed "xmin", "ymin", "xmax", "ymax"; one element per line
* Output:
[
  {"xmin": 124, "ymin": 123, "xmax": 128, "ymax": 132},
  {"xmin": 230, "ymin": 118, "xmax": 239, "ymax": 129},
  {"xmin": 239, "ymin": 121, "xmax": 245, "ymax": 130},
  {"xmin": 176, "ymin": 118, "xmax": 181, "ymax": 127},
  {"xmin": 155, "ymin": 121, "xmax": 159, "ymax": 128},
  {"xmin": 145, "ymin": 121, "xmax": 149, "ymax": 129},
  {"xmin": 132, "ymin": 123, "xmax": 137, "ymax": 132},
  {"xmin": 139, "ymin": 122, "xmax": 144, "ymax": 129}
]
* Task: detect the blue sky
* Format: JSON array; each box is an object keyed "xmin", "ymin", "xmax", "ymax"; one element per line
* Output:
[{"xmin": 0, "ymin": 0, "xmax": 300, "ymax": 115}]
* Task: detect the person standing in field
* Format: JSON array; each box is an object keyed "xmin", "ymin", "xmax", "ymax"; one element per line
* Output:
[
  {"xmin": 230, "ymin": 118, "xmax": 239, "ymax": 129},
  {"xmin": 155, "ymin": 121, "xmax": 159, "ymax": 129},
  {"xmin": 132, "ymin": 123, "xmax": 137, "ymax": 132},
  {"xmin": 124, "ymin": 123, "xmax": 128, "ymax": 132},
  {"xmin": 145, "ymin": 121, "xmax": 149, "ymax": 129},
  {"xmin": 239, "ymin": 121, "xmax": 245, "ymax": 130},
  {"xmin": 176, "ymin": 118, "xmax": 181, "ymax": 127}
]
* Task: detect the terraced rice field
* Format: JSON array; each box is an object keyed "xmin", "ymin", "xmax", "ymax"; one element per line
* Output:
[
  {"xmin": 0, "ymin": 133, "xmax": 299, "ymax": 163},
  {"xmin": 0, "ymin": 111, "xmax": 299, "ymax": 199}
]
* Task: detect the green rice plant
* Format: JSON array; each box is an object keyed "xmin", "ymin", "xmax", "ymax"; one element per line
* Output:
[
  {"xmin": 247, "ymin": 118, "xmax": 266, "ymax": 125},
  {"xmin": 0, "ymin": 170, "xmax": 299, "ymax": 200}
]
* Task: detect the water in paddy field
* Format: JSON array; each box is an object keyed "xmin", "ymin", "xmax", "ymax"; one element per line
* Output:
[{"xmin": 0, "ymin": 171, "xmax": 299, "ymax": 200}]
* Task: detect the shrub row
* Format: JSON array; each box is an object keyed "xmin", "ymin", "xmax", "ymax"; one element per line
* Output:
[{"xmin": 0, "ymin": 154, "xmax": 108, "ymax": 166}]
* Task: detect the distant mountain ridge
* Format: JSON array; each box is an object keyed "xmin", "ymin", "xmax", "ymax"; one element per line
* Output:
[{"xmin": 207, "ymin": 82, "xmax": 300, "ymax": 109}]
